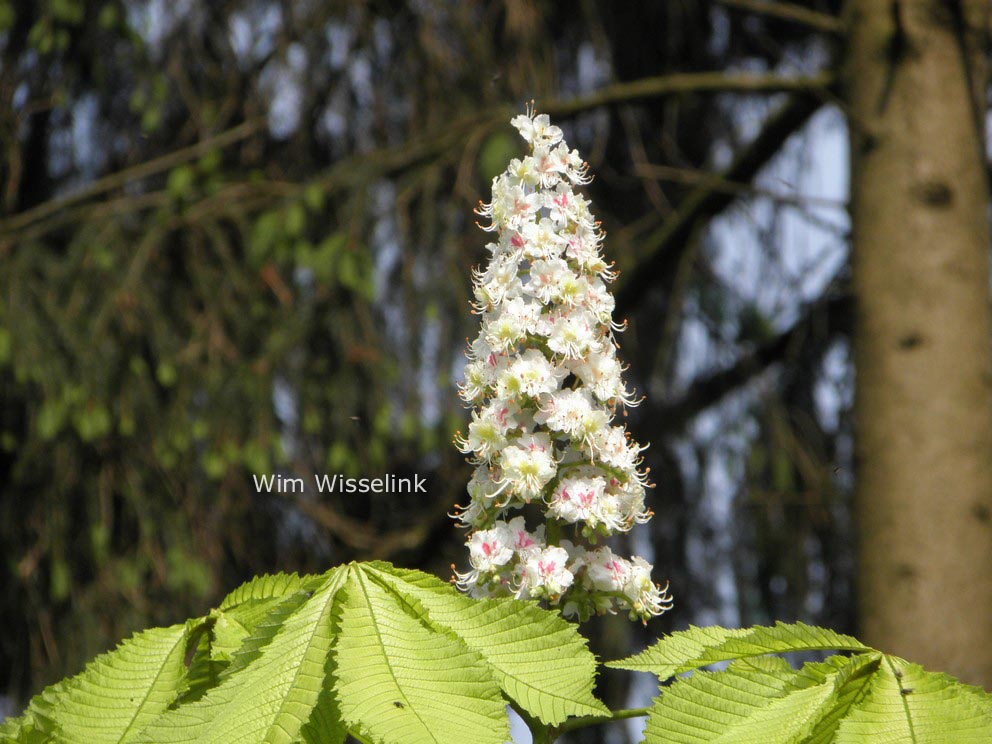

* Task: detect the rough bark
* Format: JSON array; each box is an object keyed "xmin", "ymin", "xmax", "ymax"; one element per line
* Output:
[{"xmin": 845, "ymin": 0, "xmax": 992, "ymax": 687}]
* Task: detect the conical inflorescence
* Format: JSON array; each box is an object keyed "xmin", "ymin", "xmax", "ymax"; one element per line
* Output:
[{"xmin": 453, "ymin": 107, "xmax": 672, "ymax": 623}]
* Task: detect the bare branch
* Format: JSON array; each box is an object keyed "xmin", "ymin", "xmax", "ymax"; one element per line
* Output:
[
  {"xmin": 634, "ymin": 162, "xmax": 848, "ymax": 210},
  {"xmin": 0, "ymin": 71, "xmax": 835, "ymax": 244},
  {"xmin": 614, "ymin": 91, "xmax": 829, "ymax": 315},
  {"xmin": 717, "ymin": 0, "xmax": 843, "ymax": 34},
  {"xmin": 0, "ymin": 119, "xmax": 264, "ymax": 238},
  {"xmin": 642, "ymin": 293, "xmax": 851, "ymax": 436},
  {"xmin": 546, "ymin": 71, "xmax": 835, "ymax": 117}
]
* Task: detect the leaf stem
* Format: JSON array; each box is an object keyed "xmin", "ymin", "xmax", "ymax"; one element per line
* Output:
[
  {"xmin": 545, "ymin": 518, "xmax": 561, "ymax": 546},
  {"xmin": 511, "ymin": 702, "xmax": 554, "ymax": 743},
  {"xmin": 551, "ymin": 706, "xmax": 652, "ymax": 737}
]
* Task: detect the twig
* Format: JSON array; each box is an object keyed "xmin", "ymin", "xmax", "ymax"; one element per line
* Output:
[
  {"xmin": 634, "ymin": 162, "xmax": 848, "ymax": 210},
  {"xmin": 552, "ymin": 706, "xmax": 652, "ymax": 737},
  {"xmin": 717, "ymin": 0, "xmax": 843, "ymax": 33},
  {"xmin": 614, "ymin": 90, "xmax": 828, "ymax": 315},
  {"xmin": 0, "ymin": 72, "xmax": 834, "ymax": 244},
  {"xmin": 0, "ymin": 118, "xmax": 264, "ymax": 236},
  {"xmin": 546, "ymin": 71, "xmax": 835, "ymax": 117},
  {"xmin": 643, "ymin": 293, "xmax": 851, "ymax": 436}
]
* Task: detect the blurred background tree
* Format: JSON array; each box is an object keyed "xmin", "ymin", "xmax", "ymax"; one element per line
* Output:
[{"xmin": 1, "ymin": 0, "xmax": 989, "ymax": 739}]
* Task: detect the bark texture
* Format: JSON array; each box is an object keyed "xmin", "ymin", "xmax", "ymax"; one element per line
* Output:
[{"xmin": 846, "ymin": 0, "xmax": 992, "ymax": 687}]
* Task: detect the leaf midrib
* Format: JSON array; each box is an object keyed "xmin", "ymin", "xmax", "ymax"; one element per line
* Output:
[
  {"xmin": 261, "ymin": 569, "xmax": 345, "ymax": 743},
  {"xmin": 352, "ymin": 569, "xmax": 438, "ymax": 743}
]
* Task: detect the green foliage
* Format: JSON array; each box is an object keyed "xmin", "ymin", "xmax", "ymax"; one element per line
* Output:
[
  {"xmin": 5, "ymin": 576, "xmax": 992, "ymax": 744},
  {"xmin": 2, "ymin": 563, "xmax": 605, "ymax": 744},
  {"xmin": 609, "ymin": 621, "xmax": 869, "ymax": 678},
  {"xmin": 609, "ymin": 622, "xmax": 992, "ymax": 743}
]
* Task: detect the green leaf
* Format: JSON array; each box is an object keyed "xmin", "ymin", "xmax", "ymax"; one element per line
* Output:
[
  {"xmin": 136, "ymin": 568, "xmax": 348, "ymax": 744},
  {"xmin": 218, "ymin": 571, "xmax": 321, "ymax": 629},
  {"xmin": 295, "ymin": 638, "xmax": 348, "ymax": 744},
  {"xmin": 709, "ymin": 655, "xmax": 880, "ymax": 744},
  {"xmin": 362, "ymin": 562, "xmax": 608, "ymax": 725},
  {"xmin": 803, "ymin": 653, "xmax": 880, "ymax": 743},
  {"xmin": 610, "ymin": 622, "xmax": 868, "ymax": 678},
  {"xmin": 643, "ymin": 656, "xmax": 804, "ymax": 743},
  {"xmin": 0, "ymin": 678, "xmax": 72, "ymax": 743},
  {"xmin": 218, "ymin": 588, "xmax": 314, "ymax": 681},
  {"xmin": 641, "ymin": 654, "xmax": 881, "ymax": 744},
  {"xmin": 836, "ymin": 657, "xmax": 992, "ymax": 743},
  {"xmin": 53, "ymin": 624, "xmax": 190, "ymax": 743},
  {"xmin": 334, "ymin": 567, "xmax": 508, "ymax": 744}
]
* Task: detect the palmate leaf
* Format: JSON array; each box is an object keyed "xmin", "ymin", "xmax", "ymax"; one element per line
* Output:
[
  {"xmin": 334, "ymin": 568, "xmax": 508, "ymax": 744},
  {"xmin": 609, "ymin": 621, "xmax": 868, "ymax": 679},
  {"xmin": 5, "ymin": 562, "xmax": 607, "ymax": 743},
  {"xmin": 625, "ymin": 622, "xmax": 992, "ymax": 744},
  {"xmin": 642, "ymin": 655, "xmax": 805, "ymax": 742},
  {"xmin": 0, "ymin": 678, "xmax": 72, "ymax": 743},
  {"xmin": 360, "ymin": 562, "xmax": 608, "ymax": 725},
  {"xmin": 18, "ymin": 566, "xmax": 992, "ymax": 744},
  {"xmin": 4, "ymin": 623, "xmax": 191, "ymax": 744},
  {"xmin": 835, "ymin": 658, "xmax": 992, "ymax": 743},
  {"xmin": 134, "ymin": 567, "xmax": 349, "ymax": 744},
  {"xmin": 641, "ymin": 654, "xmax": 881, "ymax": 743}
]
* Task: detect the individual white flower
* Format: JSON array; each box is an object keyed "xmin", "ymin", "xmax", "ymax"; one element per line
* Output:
[
  {"xmin": 473, "ymin": 254, "xmax": 522, "ymax": 309},
  {"xmin": 519, "ymin": 218, "xmax": 566, "ymax": 261},
  {"xmin": 532, "ymin": 145, "xmax": 564, "ymax": 188},
  {"xmin": 479, "ymin": 175, "xmax": 542, "ymax": 232},
  {"xmin": 535, "ymin": 389, "xmax": 593, "ymax": 436},
  {"xmin": 525, "ymin": 258, "xmax": 571, "ymax": 304},
  {"xmin": 484, "ymin": 297, "xmax": 540, "ymax": 352},
  {"xmin": 613, "ymin": 479, "xmax": 651, "ymax": 526},
  {"xmin": 591, "ymin": 492, "xmax": 627, "ymax": 534},
  {"xmin": 593, "ymin": 425, "xmax": 647, "ymax": 476},
  {"xmin": 584, "ymin": 547, "xmax": 631, "ymax": 593},
  {"xmin": 510, "ymin": 109, "xmax": 563, "ymax": 148},
  {"xmin": 546, "ymin": 309, "xmax": 601, "ymax": 358},
  {"xmin": 570, "ymin": 351, "xmax": 631, "ymax": 404},
  {"xmin": 551, "ymin": 142, "xmax": 592, "ymax": 185},
  {"xmin": 564, "ymin": 230, "xmax": 612, "ymax": 278},
  {"xmin": 454, "ymin": 524, "xmax": 515, "ymax": 591},
  {"xmin": 496, "ymin": 348, "xmax": 566, "ymax": 399},
  {"xmin": 547, "ymin": 182, "xmax": 594, "ymax": 229},
  {"xmin": 459, "ymin": 359, "xmax": 494, "ymax": 404},
  {"xmin": 580, "ymin": 277, "xmax": 616, "ymax": 326},
  {"xmin": 549, "ymin": 476, "xmax": 606, "ymax": 524},
  {"xmin": 508, "ymin": 156, "xmax": 540, "ymax": 188},
  {"xmin": 623, "ymin": 558, "xmax": 674, "ymax": 620},
  {"xmin": 517, "ymin": 545, "xmax": 573, "ymax": 601},
  {"xmin": 455, "ymin": 399, "xmax": 519, "ymax": 462},
  {"xmin": 499, "ymin": 432, "xmax": 557, "ymax": 502}
]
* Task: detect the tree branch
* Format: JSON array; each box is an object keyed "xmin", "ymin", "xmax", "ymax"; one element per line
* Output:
[
  {"xmin": 634, "ymin": 162, "xmax": 848, "ymax": 210},
  {"xmin": 0, "ymin": 118, "xmax": 264, "ymax": 237},
  {"xmin": 0, "ymin": 69, "xmax": 836, "ymax": 246},
  {"xmin": 717, "ymin": 0, "xmax": 843, "ymax": 34},
  {"xmin": 545, "ymin": 71, "xmax": 835, "ymax": 117},
  {"xmin": 614, "ymin": 90, "xmax": 829, "ymax": 316},
  {"xmin": 642, "ymin": 293, "xmax": 851, "ymax": 436}
]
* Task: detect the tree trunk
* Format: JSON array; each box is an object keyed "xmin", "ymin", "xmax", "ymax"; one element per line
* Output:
[{"xmin": 845, "ymin": 0, "xmax": 992, "ymax": 687}]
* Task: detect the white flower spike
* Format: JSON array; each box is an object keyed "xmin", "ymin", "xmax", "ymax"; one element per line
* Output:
[{"xmin": 453, "ymin": 107, "xmax": 672, "ymax": 623}]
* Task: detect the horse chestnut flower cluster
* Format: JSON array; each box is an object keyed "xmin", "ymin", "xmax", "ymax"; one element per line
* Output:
[{"xmin": 452, "ymin": 107, "xmax": 672, "ymax": 623}]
